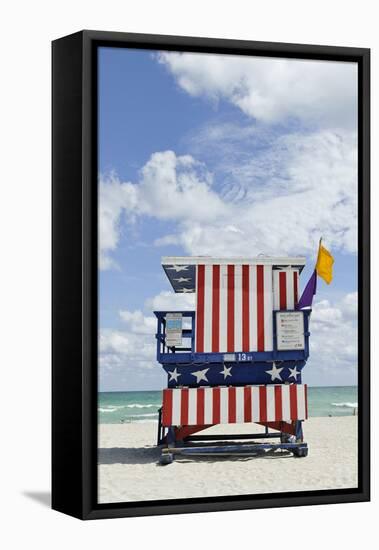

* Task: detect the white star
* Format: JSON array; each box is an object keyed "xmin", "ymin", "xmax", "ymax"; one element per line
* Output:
[
  {"xmin": 168, "ymin": 368, "xmax": 181, "ymax": 382},
  {"xmin": 166, "ymin": 265, "xmax": 189, "ymax": 272},
  {"xmin": 220, "ymin": 365, "xmax": 232, "ymax": 379},
  {"xmin": 265, "ymin": 363, "xmax": 284, "ymax": 382},
  {"xmin": 191, "ymin": 368, "xmax": 209, "ymax": 383},
  {"xmin": 177, "ymin": 288, "xmax": 194, "ymax": 293},
  {"xmin": 174, "ymin": 277, "xmax": 191, "ymax": 283},
  {"xmin": 288, "ymin": 366, "xmax": 300, "ymax": 380}
]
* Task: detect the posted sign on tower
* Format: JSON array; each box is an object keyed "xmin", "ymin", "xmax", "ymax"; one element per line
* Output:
[
  {"xmin": 276, "ymin": 311, "xmax": 305, "ymax": 350},
  {"xmin": 165, "ymin": 313, "xmax": 183, "ymax": 347}
]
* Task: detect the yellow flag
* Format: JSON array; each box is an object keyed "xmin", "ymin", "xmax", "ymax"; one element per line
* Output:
[{"xmin": 316, "ymin": 243, "xmax": 334, "ymax": 284}]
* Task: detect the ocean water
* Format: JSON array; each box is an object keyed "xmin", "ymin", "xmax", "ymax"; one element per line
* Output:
[{"xmin": 98, "ymin": 386, "xmax": 358, "ymax": 424}]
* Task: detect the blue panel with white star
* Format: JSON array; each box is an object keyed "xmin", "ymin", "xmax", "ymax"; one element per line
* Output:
[
  {"xmin": 163, "ymin": 360, "xmax": 305, "ymax": 388},
  {"xmin": 162, "ymin": 264, "xmax": 196, "ymax": 293}
]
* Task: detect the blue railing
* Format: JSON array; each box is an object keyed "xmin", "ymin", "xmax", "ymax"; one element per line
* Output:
[
  {"xmin": 154, "ymin": 309, "xmax": 311, "ymax": 366},
  {"xmin": 154, "ymin": 310, "xmax": 195, "ymax": 356}
]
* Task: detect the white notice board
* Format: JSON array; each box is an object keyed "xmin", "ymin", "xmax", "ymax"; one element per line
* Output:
[
  {"xmin": 276, "ymin": 311, "xmax": 305, "ymax": 350},
  {"xmin": 165, "ymin": 313, "xmax": 183, "ymax": 347}
]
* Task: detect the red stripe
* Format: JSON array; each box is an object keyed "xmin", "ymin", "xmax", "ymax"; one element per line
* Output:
[
  {"xmin": 212, "ymin": 387, "xmax": 220, "ymax": 424},
  {"xmin": 242, "ymin": 265, "xmax": 250, "ymax": 351},
  {"xmin": 162, "ymin": 389, "xmax": 172, "ymax": 426},
  {"xmin": 196, "ymin": 265, "xmax": 205, "ymax": 352},
  {"xmin": 180, "ymin": 388, "xmax": 189, "ymax": 425},
  {"xmin": 259, "ymin": 385, "xmax": 267, "ymax": 422},
  {"xmin": 212, "ymin": 265, "xmax": 220, "ymax": 352},
  {"xmin": 244, "ymin": 386, "xmax": 252, "ymax": 422},
  {"xmin": 304, "ymin": 384, "xmax": 308, "ymax": 419},
  {"xmin": 228, "ymin": 387, "xmax": 236, "ymax": 423},
  {"xmin": 274, "ymin": 385, "xmax": 283, "ymax": 421},
  {"xmin": 257, "ymin": 266, "xmax": 265, "ymax": 351},
  {"xmin": 289, "ymin": 384, "xmax": 298, "ymax": 420},
  {"xmin": 279, "ymin": 271, "xmax": 287, "ymax": 309},
  {"xmin": 227, "ymin": 265, "xmax": 235, "ymax": 352},
  {"xmin": 197, "ymin": 387, "xmax": 205, "ymax": 425},
  {"xmin": 294, "ymin": 271, "xmax": 298, "ymax": 306}
]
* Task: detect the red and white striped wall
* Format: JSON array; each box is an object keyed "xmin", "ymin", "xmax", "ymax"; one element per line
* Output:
[
  {"xmin": 273, "ymin": 268, "xmax": 299, "ymax": 310},
  {"xmin": 195, "ymin": 264, "xmax": 273, "ymax": 353},
  {"xmin": 162, "ymin": 384, "xmax": 308, "ymax": 427}
]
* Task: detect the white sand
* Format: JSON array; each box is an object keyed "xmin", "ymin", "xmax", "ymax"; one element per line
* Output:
[{"xmin": 98, "ymin": 417, "xmax": 358, "ymax": 503}]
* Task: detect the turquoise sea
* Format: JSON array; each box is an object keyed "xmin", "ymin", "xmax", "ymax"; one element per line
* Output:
[{"xmin": 98, "ymin": 386, "xmax": 358, "ymax": 424}]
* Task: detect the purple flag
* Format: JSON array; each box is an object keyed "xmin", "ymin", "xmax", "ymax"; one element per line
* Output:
[{"xmin": 296, "ymin": 269, "xmax": 317, "ymax": 310}]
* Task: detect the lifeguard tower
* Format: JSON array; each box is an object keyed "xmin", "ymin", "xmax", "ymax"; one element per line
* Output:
[{"xmin": 155, "ymin": 256, "xmax": 310, "ymax": 464}]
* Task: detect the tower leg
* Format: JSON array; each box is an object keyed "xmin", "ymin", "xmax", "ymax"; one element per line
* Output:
[
  {"xmin": 295, "ymin": 420, "xmax": 304, "ymax": 443},
  {"xmin": 159, "ymin": 426, "xmax": 176, "ymax": 465}
]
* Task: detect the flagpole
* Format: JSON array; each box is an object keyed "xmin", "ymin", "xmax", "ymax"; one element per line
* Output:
[{"xmin": 315, "ymin": 236, "xmax": 322, "ymax": 269}]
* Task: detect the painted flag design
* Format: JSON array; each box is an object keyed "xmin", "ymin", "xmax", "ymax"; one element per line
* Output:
[
  {"xmin": 195, "ymin": 264, "xmax": 274, "ymax": 353},
  {"xmin": 273, "ymin": 268, "xmax": 299, "ymax": 310},
  {"xmin": 161, "ymin": 384, "xmax": 308, "ymax": 427}
]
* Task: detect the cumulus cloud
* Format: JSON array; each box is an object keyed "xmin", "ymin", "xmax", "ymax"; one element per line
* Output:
[
  {"xmin": 137, "ymin": 151, "xmax": 225, "ymax": 222},
  {"xmin": 99, "ymin": 55, "xmax": 358, "ymax": 268},
  {"xmin": 99, "ymin": 172, "xmax": 138, "ymax": 269},
  {"xmin": 99, "ymin": 289, "xmax": 195, "ymax": 390},
  {"xmin": 156, "ymin": 129, "xmax": 357, "ymax": 257},
  {"xmin": 119, "ymin": 309, "xmax": 156, "ymax": 335},
  {"xmin": 157, "ymin": 52, "xmax": 357, "ymax": 129},
  {"xmin": 305, "ymin": 293, "xmax": 358, "ymax": 386},
  {"xmin": 100, "ymin": 124, "xmax": 357, "ymax": 269},
  {"xmin": 99, "ymin": 151, "xmax": 225, "ymax": 269},
  {"xmin": 145, "ymin": 290, "xmax": 195, "ymax": 311}
]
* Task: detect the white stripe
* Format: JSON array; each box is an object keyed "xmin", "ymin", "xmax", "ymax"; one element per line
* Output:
[
  {"xmin": 266, "ymin": 385, "xmax": 276, "ymax": 421},
  {"xmin": 172, "ymin": 390, "xmax": 181, "ymax": 425},
  {"xmin": 294, "ymin": 271, "xmax": 299, "ymax": 305},
  {"xmin": 235, "ymin": 386, "xmax": 245, "ymax": 423},
  {"xmin": 188, "ymin": 388, "xmax": 197, "ymax": 425},
  {"xmin": 273, "ymin": 270, "xmax": 280, "ymax": 310},
  {"xmin": 249, "ymin": 266, "xmax": 257, "ymax": 351},
  {"xmin": 195, "ymin": 266, "xmax": 200, "ymax": 351},
  {"xmin": 286, "ymin": 269, "xmax": 294, "ymax": 309},
  {"xmin": 234, "ymin": 264, "xmax": 243, "ymax": 352},
  {"xmin": 281, "ymin": 384, "xmax": 291, "ymax": 421},
  {"xmin": 219, "ymin": 265, "xmax": 228, "ymax": 352},
  {"xmin": 251, "ymin": 385, "xmax": 260, "ymax": 422},
  {"xmin": 264, "ymin": 265, "xmax": 273, "ymax": 351},
  {"xmin": 220, "ymin": 387, "xmax": 229, "ymax": 424},
  {"xmin": 203, "ymin": 265, "xmax": 213, "ymax": 352},
  {"xmin": 204, "ymin": 387, "xmax": 213, "ymax": 424},
  {"xmin": 297, "ymin": 385, "xmax": 306, "ymax": 419}
]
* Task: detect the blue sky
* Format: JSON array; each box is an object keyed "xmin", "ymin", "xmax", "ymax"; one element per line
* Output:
[{"xmin": 98, "ymin": 47, "xmax": 358, "ymax": 391}]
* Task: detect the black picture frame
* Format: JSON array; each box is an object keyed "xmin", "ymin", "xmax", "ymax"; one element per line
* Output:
[{"xmin": 52, "ymin": 30, "xmax": 370, "ymax": 520}]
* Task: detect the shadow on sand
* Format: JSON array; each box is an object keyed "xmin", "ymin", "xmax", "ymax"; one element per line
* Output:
[{"xmin": 98, "ymin": 446, "xmax": 293, "ymax": 465}]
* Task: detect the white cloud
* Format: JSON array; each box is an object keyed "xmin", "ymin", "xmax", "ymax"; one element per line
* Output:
[
  {"xmin": 99, "ymin": 172, "xmax": 137, "ymax": 269},
  {"xmin": 98, "ymin": 151, "xmax": 225, "ymax": 269},
  {"xmin": 158, "ymin": 52, "xmax": 357, "ymax": 129},
  {"xmin": 156, "ymin": 129, "xmax": 357, "ymax": 257},
  {"xmin": 99, "ymin": 289, "xmax": 195, "ymax": 390},
  {"xmin": 99, "ymin": 326, "xmax": 158, "ymax": 391},
  {"xmin": 99, "ymin": 55, "xmax": 358, "ymax": 269},
  {"xmin": 99, "ymin": 328, "xmax": 155, "ymax": 360},
  {"xmin": 119, "ymin": 309, "xmax": 156, "ymax": 335},
  {"xmin": 311, "ymin": 300, "xmax": 343, "ymax": 324},
  {"xmin": 145, "ymin": 290, "xmax": 195, "ymax": 311},
  {"xmin": 305, "ymin": 294, "xmax": 358, "ymax": 386},
  {"xmin": 137, "ymin": 151, "xmax": 225, "ymax": 222},
  {"xmin": 340, "ymin": 291, "xmax": 358, "ymax": 319},
  {"xmin": 100, "ymin": 124, "xmax": 357, "ymax": 269}
]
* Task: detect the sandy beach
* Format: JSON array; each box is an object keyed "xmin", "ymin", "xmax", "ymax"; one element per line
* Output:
[{"xmin": 98, "ymin": 416, "xmax": 357, "ymax": 503}]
